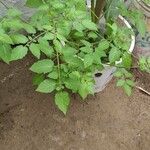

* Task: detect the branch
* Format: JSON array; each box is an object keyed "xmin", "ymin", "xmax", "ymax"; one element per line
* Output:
[
  {"xmin": 135, "ymin": 86, "xmax": 150, "ymax": 96},
  {"xmin": 94, "ymin": 0, "xmax": 105, "ymax": 23},
  {"xmin": 25, "ymin": 31, "xmax": 46, "ymax": 46}
]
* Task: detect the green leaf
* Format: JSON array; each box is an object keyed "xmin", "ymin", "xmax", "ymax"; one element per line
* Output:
[
  {"xmin": 7, "ymin": 8, "xmax": 22, "ymax": 17},
  {"xmin": 26, "ymin": 0, "xmax": 45, "ymax": 8},
  {"xmin": 81, "ymin": 40, "xmax": 91, "ymax": 48},
  {"xmin": 126, "ymin": 80, "xmax": 135, "ymax": 87},
  {"xmin": 95, "ymin": 47, "xmax": 106, "ymax": 58},
  {"xmin": 79, "ymin": 81, "xmax": 94, "ymax": 99},
  {"xmin": 38, "ymin": 38, "xmax": 54, "ymax": 57},
  {"xmin": 64, "ymin": 56, "xmax": 84, "ymax": 69},
  {"xmin": 53, "ymin": 39, "xmax": 62, "ymax": 53},
  {"xmin": 2, "ymin": 19, "xmax": 24, "ymax": 30},
  {"xmin": 122, "ymin": 52, "xmax": 132, "ymax": 69},
  {"xmin": 29, "ymin": 43, "xmax": 41, "ymax": 59},
  {"xmin": 93, "ymin": 52, "xmax": 101, "ymax": 64},
  {"xmin": 38, "ymin": 4, "xmax": 49, "ymax": 11},
  {"xmin": 64, "ymin": 71, "xmax": 81, "ymax": 92},
  {"xmin": 98, "ymin": 39, "xmax": 110, "ymax": 51},
  {"xmin": 121, "ymin": 69, "xmax": 133, "ymax": 78},
  {"xmin": 82, "ymin": 20, "xmax": 97, "ymax": 30},
  {"xmin": 139, "ymin": 57, "xmax": 150, "ymax": 73},
  {"xmin": 32, "ymin": 74, "xmax": 45, "ymax": 86},
  {"xmin": 0, "ymin": 34, "xmax": 13, "ymax": 44},
  {"xmin": 62, "ymin": 46, "xmax": 77, "ymax": 56},
  {"xmin": 61, "ymin": 64, "xmax": 68, "ymax": 73},
  {"xmin": 116, "ymin": 79, "xmax": 125, "ymax": 87},
  {"xmin": 57, "ymin": 34, "xmax": 67, "ymax": 42},
  {"xmin": 74, "ymin": 31, "xmax": 84, "ymax": 38},
  {"xmin": 109, "ymin": 47, "xmax": 121, "ymax": 63},
  {"xmin": 105, "ymin": 0, "xmax": 121, "ymax": 19},
  {"xmin": 114, "ymin": 71, "xmax": 123, "ymax": 77},
  {"xmin": 137, "ymin": 21, "xmax": 146, "ymax": 37},
  {"xmin": 0, "ymin": 44, "xmax": 11, "ymax": 64},
  {"xmin": 48, "ymin": 71, "xmax": 58, "ymax": 79},
  {"xmin": 24, "ymin": 24, "xmax": 36, "ymax": 34},
  {"xmin": 11, "ymin": 34, "xmax": 28, "ymax": 44},
  {"xmin": 36, "ymin": 79, "xmax": 56, "ymax": 93},
  {"xmin": 88, "ymin": 32, "xmax": 97, "ymax": 39},
  {"xmin": 65, "ymin": 78, "xmax": 80, "ymax": 92},
  {"xmin": 73, "ymin": 21, "xmax": 85, "ymax": 32},
  {"xmin": 84, "ymin": 54, "xmax": 93, "ymax": 68},
  {"xmin": 111, "ymin": 23, "xmax": 118, "ymax": 35},
  {"xmin": 55, "ymin": 91, "xmax": 70, "ymax": 115},
  {"xmin": 42, "ymin": 25, "xmax": 53, "ymax": 31},
  {"xmin": 80, "ymin": 46, "xmax": 92, "ymax": 54},
  {"xmin": 53, "ymin": 3, "xmax": 64, "ymax": 9},
  {"xmin": 43, "ymin": 32, "xmax": 55, "ymax": 40},
  {"xmin": 30, "ymin": 59, "xmax": 54, "ymax": 74},
  {"xmin": 136, "ymin": 14, "xmax": 146, "ymax": 37},
  {"xmin": 0, "ymin": 25, "xmax": 5, "ymax": 34},
  {"xmin": 71, "ymin": 71, "xmax": 81, "ymax": 78},
  {"xmin": 123, "ymin": 84, "xmax": 132, "ymax": 96},
  {"xmin": 11, "ymin": 46, "xmax": 28, "ymax": 61},
  {"xmin": 57, "ymin": 22, "xmax": 72, "ymax": 36}
]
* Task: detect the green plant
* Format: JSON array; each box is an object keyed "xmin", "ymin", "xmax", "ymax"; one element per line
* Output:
[
  {"xmin": 143, "ymin": 0, "xmax": 150, "ymax": 4},
  {"xmin": 0, "ymin": 0, "xmax": 148, "ymax": 114},
  {"xmin": 139, "ymin": 57, "xmax": 150, "ymax": 73}
]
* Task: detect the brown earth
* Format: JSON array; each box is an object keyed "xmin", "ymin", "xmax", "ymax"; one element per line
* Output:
[{"xmin": 0, "ymin": 56, "xmax": 150, "ymax": 150}]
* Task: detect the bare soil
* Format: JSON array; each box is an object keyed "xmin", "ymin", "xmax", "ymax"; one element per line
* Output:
[{"xmin": 0, "ymin": 56, "xmax": 150, "ymax": 150}]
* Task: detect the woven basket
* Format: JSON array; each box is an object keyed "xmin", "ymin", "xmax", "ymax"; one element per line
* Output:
[{"xmin": 133, "ymin": 0, "xmax": 150, "ymax": 17}]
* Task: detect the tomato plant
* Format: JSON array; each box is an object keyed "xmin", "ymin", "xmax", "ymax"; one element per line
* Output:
[{"xmin": 0, "ymin": 0, "xmax": 148, "ymax": 114}]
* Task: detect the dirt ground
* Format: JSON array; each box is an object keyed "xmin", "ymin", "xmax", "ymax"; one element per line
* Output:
[{"xmin": 0, "ymin": 56, "xmax": 150, "ymax": 150}]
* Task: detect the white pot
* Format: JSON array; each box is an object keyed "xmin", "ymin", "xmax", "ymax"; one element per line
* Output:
[
  {"xmin": 94, "ymin": 15, "xmax": 135, "ymax": 93},
  {"xmin": 133, "ymin": 0, "xmax": 150, "ymax": 17}
]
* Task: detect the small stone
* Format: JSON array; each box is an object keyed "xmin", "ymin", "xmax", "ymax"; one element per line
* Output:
[
  {"xmin": 81, "ymin": 131, "xmax": 87, "ymax": 139},
  {"xmin": 20, "ymin": 108, "xmax": 25, "ymax": 112}
]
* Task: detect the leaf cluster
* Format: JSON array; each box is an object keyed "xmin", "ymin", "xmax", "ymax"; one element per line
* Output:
[{"xmin": 0, "ymin": 0, "xmax": 148, "ymax": 114}]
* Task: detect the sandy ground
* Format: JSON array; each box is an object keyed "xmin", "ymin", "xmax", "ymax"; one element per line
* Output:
[
  {"xmin": 0, "ymin": 56, "xmax": 150, "ymax": 150},
  {"xmin": 0, "ymin": 1, "xmax": 150, "ymax": 150}
]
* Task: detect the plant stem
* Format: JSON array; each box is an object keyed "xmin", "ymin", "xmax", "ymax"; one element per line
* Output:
[
  {"xmin": 90, "ymin": 9, "xmax": 99, "ymax": 21},
  {"xmin": 91, "ymin": 0, "xmax": 95, "ymax": 22},
  {"xmin": 95, "ymin": 0, "xmax": 105, "ymax": 23},
  {"xmin": 53, "ymin": 23, "xmax": 61, "ymax": 85},
  {"xmin": 56, "ymin": 51, "xmax": 61, "ymax": 85},
  {"xmin": 135, "ymin": 86, "xmax": 150, "ymax": 96},
  {"xmin": 25, "ymin": 31, "xmax": 46, "ymax": 46}
]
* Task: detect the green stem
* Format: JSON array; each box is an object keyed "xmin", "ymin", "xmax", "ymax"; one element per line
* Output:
[
  {"xmin": 91, "ymin": 0, "xmax": 95, "ymax": 22},
  {"xmin": 25, "ymin": 31, "xmax": 46, "ymax": 46},
  {"xmin": 53, "ymin": 23, "xmax": 61, "ymax": 85},
  {"xmin": 90, "ymin": 9, "xmax": 99, "ymax": 21},
  {"xmin": 56, "ymin": 51, "xmax": 61, "ymax": 85}
]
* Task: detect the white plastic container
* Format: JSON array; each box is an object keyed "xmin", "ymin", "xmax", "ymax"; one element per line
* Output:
[{"xmin": 94, "ymin": 15, "xmax": 136, "ymax": 93}]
